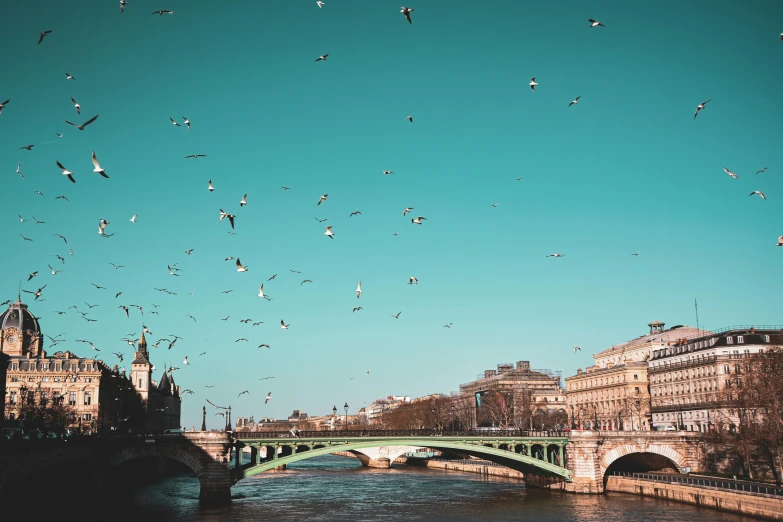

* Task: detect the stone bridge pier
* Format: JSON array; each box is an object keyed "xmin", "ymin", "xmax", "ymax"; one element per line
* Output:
[
  {"xmin": 108, "ymin": 432, "xmax": 234, "ymax": 506},
  {"xmin": 549, "ymin": 431, "xmax": 705, "ymax": 494}
]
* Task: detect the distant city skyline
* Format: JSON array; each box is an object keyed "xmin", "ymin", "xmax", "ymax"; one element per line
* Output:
[{"xmin": 1, "ymin": 0, "xmax": 780, "ymax": 428}]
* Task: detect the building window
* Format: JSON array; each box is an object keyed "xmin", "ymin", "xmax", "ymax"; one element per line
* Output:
[
  {"xmin": 726, "ymin": 337, "xmax": 733, "ymax": 344},
  {"xmin": 82, "ymin": 414, "xmax": 92, "ymax": 421},
  {"xmin": 9, "ymin": 391, "xmax": 17, "ymax": 404},
  {"xmin": 55, "ymin": 364, "xmax": 61, "ymax": 371},
  {"xmin": 633, "ymin": 374, "xmax": 638, "ymax": 380},
  {"xmin": 43, "ymin": 364, "xmax": 49, "ymax": 370},
  {"xmin": 69, "ymin": 391, "xmax": 76, "ymax": 406},
  {"xmin": 85, "ymin": 377, "xmax": 92, "ymax": 383},
  {"xmin": 139, "ymin": 379, "xmax": 143, "ymax": 390},
  {"xmin": 84, "ymin": 392, "xmax": 92, "ymax": 406},
  {"xmin": 723, "ymin": 365, "xmax": 730, "ymax": 374},
  {"xmin": 737, "ymin": 336, "xmax": 744, "ymax": 344},
  {"xmin": 87, "ymin": 364, "xmax": 92, "ymax": 371},
  {"xmin": 12, "ymin": 363, "xmax": 18, "ymax": 370},
  {"xmin": 764, "ymin": 335, "xmax": 770, "ymax": 343}
]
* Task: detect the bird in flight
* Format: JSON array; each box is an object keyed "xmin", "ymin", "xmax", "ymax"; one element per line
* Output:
[
  {"xmin": 491, "ymin": 203, "xmax": 500, "ymax": 208},
  {"xmin": 71, "ymin": 97, "xmax": 81, "ymax": 114},
  {"xmin": 406, "ymin": 115, "xmax": 413, "ymax": 122},
  {"xmin": 20, "ymin": 234, "xmax": 33, "ymax": 242},
  {"xmin": 185, "ymin": 249, "xmax": 194, "ymax": 255},
  {"xmin": 631, "ymin": 251, "xmax": 640, "ymax": 256},
  {"xmin": 694, "ymin": 100, "xmax": 710, "ymax": 119},
  {"xmin": 259, "ymin": 376, "xmax": 275, "ymax": 381},
  {"xmin": 48, "ymin": 264, "xmax": 63, "ymax": 275},
  {"xmin": 409, "ymin": 276, "xmax": 418, "ymax": 285},
  {"xmin": 264, "ymin": 392, "xmax": 272, "ymax": 404},
  {"xmin": 411, "ymin": 216, "xmax": 427, "ymax": 225},
  {"xmin": 349, "ymin": 211, "xmax": 362, "ymax": 217},
  {"xmin": 119, "ymin": 305, "xmax": 129, "ymax": 318},
  {"xmin": 777, "ymin": 236, "xmax": 783, "ymax": 247},
  {"xmin": 38, "ymin": 30, "xmax": 52, "ymax": 45},
  {"xmin": 183, "ymin": 116, "xmax": 191, "ymax": 131},
  {"xmin": 353, "ymin": 307, "xmax": 362, "ymax": 313},
  {"xmin": 240, "ymin": 194, "xmax": 247, "ymax": 207},
  {"xmin": 208, "ymin": 179, "xmax": 215, "ymax": 192},
  {"xmin": 152, "ymin": 10, "xmax": 173, "ymax": 16},
  {"xmin": 401, "ymin": 6, "xmax": 414, "ymax": 24},
  {"xmin": 356, "ymin": 281, "xmax": 362, "ymax": 298},
  {"xmin": 55, "ymin": 195, "xmax": 70, "ymax": 202},
  {"xmin": 318, "ymin": 194, "xmax": 328, "ymax": 205},
  {"xmin": 574, "ymin": 346, "xmax": 582, "ymax": 353},
  {"xmin": 258, "ymin": 343, "xmax": 271, "ymax": 349},
  {"xmin": 588, "ymin": 19, "xmax": 605, "ymax": 28},
  {"xmin": 529, "ymin": 78, "xmax": 538, "ymax": 92},
  {"xmin": 258, "ymin": 284, "xmax": 268, "ymax": 299},
  {"xmin": 444, "ymin": 323, "xmax": 453, "ymax": 328},
  {"xmin": 28, "ymin": 271, "xmax": 38, "ymax": 281},
  {"xmin": 403, "ymin": 207, "xmax": 414, "ymax": 216},
  {"xmin": 391, "ymin": 311, "xmax": 402, "ymax": 319},
  {"xmin": 315, "ymin": 54, "xmax": 328, "ymax": 62},
  {"xmin": 236, "ymin": 258, "xmax": 248, "ymax": 272},
  {"xmin": 56, "ymin": 161, "xmax": 75, "ymax": 183},
  {"xmin": 16, "ymin": 163, "xmax": 24, "ymax": 179},
  {"xmin": 280, "ymin": 320, "xmax": 290, "ymax": 329},
  {"xmin": 185, "ymin": 154, "xmax": 207, "ymax": 159},
  {"xmin": 65, "ymin": 114, "xmax": 98, "ymax": 131},
  {"xmin": 130, "ymin": 214, "xmax": 137, "ymax": 223},
  {"xmin": 315, "ymin": 217, "xmax": 327, "ymax": 223},
  {"xmin": 547, "ymin": 253, "xmax": 564, "ymax": 258},
  {"xmin": 383, "ymin": 170, "xmax": 393, "ymax": 175},
  {"xmin": 749, "ymin": 190, "xmax": 766, "ymax": 200},
  {"xmin": 723, "ymin": 167, "xmax": 739, "ymax": 179},
  {"xmin": 235, "ymin": 338, "xmax": 249, "ymax": 343},
  {"xmin": 219, "ymin": 209, "xmax": 235, "ymax": 229},
  {"xmin": 65, "ymin": 73, "xmax": 76, "ymax": 80},
  {"xmin": 23, "ymin": 285, "xmax": 47, "ymax": 301},
  {"xmin": 183, "ymin": 357, "xmax": 189, "ymax": 365},
  {"xmin": 756, "ymin": 167, "xmax": 767, "ymax": 175},
  {"xmin": 120, "ymin": 1, "xmax": 128, "ymax": 13},
  {"xmin": 0, "ymin": 99, "xmax": 9, "ymax": 116},
  {"xmin": 238, "ymin": 390, "xmax": 250, "ymax": 397},
  {"xmin": 568, "ymin": 96, "xmax": 581, "ymax": 107},
  {"xmin": 92, "ymin": 152, "xmax": 109, "ymax": 178},
  {"xmin": 316, "ymin": 0, "xmax": 324, "ymax": 7},
  {"xmin": 324, "ymin": 225, "xmax": 335, "ymax": 239},
  {"xmin": 98, "ymin": 218, "xmax": 110, "ymax": 235},
  {"xmin": 19, "ymin": 144, "xmax": 34, "ymax": 151}
]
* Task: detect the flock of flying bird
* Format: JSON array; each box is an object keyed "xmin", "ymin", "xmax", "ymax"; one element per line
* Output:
[{"xmin": 5, "ymin": 5, "xmax": 782, "ymax": 425}]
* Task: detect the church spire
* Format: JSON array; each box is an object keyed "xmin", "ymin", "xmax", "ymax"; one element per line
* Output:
[{"xmin": 138, "ymin": 330, "xmax": 147, "ymax": 349}]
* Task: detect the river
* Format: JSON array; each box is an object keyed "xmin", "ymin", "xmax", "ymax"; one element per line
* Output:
[{"xmin": 112, "ymin": 455, "xmax": 758, "ymax": 521}]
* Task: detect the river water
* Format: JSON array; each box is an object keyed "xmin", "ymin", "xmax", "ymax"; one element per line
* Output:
[{"xmin": 114, "ymin": 456, "xmax": 757, "ymax": 522}]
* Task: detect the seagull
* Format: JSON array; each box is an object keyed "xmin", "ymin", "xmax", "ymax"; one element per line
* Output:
[
  {"xmin": 130, "ymin": 214, "xmax": 137, "ymax": 223},
  {"xmin": 91, "ymin": 283, "xmax": 106, "ymax": 290},
  {"xmin": 38, "ymin": 31, "xmax": 52, "ymax": 45},
  {"xmin": 315, "ymin": 217, "xmax": 328, "ymax": 223},
  {"xmin": 411, "ymin": 216, "xmax": 426, "ymax": 225},
  {"xmin": 491, "ymin": 203, "xmax": 500, "ymax": 208},
  {"xmin": 91, "ymin": 151, "xmax": 109, "ymax": 178},
  {"xmin": 268, "ymin": 274, "xmax": 277, "ymax": 281},
  {"xmin": 391, "ymin": 311, "xmax": 402, "ymax": 319},
  {"xmin": 280, "ymin": 320, "xmax": 289, "ymax": 329},
  {"xmin": 19, "ymin": 145, "xmax": 34, "ymax": 151},
  {"xmin": 282, "ymin": 186, "xmax": 291, "ymax": 190},
  {"xmin": 777, "ymin": 236, "xmax": 783, "ymax": 247},
  {"xmin": 324, "ymin": 225, "xmax": 335, "ymax": 239},
  {"xmin": 70, "ymin": 97, "xmax": 81, "ymax": 114},
  {"xmin": 318, "ymin": 194, "xmax": 328, "ymax": 205},
  {"xmin": 33, "ymin": 216, "xmax": 45, "ymax": 223},
  {"xmin": 20, "ymin": 234, "xmax": 33, "ymax": 242},
  {"xmin": 569, "ymin": 96, "xmax": 581, "ymax": 107},
  {"xmin": 588, "ymin": 19, "xmax": 605, "ymax": 28},
  {"xmin": 240, "ymin": 194, "xmax": 247, "ymax": 207},
  {"xmin": 219, "ymin": 209, "xmax": 235, "ymax": 229},
  {"xmin": 253, "ymin": 321, "xmax": 263, "ymax": 326},
  {"xmin": 208, "ymin": 179, "xmax": 215, "ymax": 191},
  {"xmin": 301, "ymin": 279, "xmax": 313, "ymax": 285},
  {"xmin": 0, "ymin": 99, "xmax": 9, "ymax": 115},
  {"xmin": 221, "ymin": 289, "xmax": 233, "ymax": 294},
  {"xmin": 356, "ymin": 281, "xmax": 362, "ymax": 298},
  {"xmin": 406, "ymin": 115, "xmax": 413, "ymax": 122},
  {"xmin": 259, "ymin": 376, "xmax": 275, "ymax": 380},
  {"xmin": 167, "ymin": 265, "xmax": 180, "ymax": 276},
  {"xmin": 65, "ymin": 73, "xmax": 76, "ymax": 80},
  {"xmin": 631, "ymin": 251, "xmax": 640, "ymax": 256},
  {"xmin": 152, "ymin": 10, "xmax": 173, "ymax": 16},
  {"xmin": 48, "ymin": 264, "xmax": 63, "ymax": 275},
  {"xmin": 23, "ymin": 285, "xmax": 47, "ymax": 301},
  {"xmin": 185, "ymin": 154, "xmax": 207, "ymax": 159},
  {"xmin": 315, "ymin": 54, "xmax": 328, "ymax": 62},
  {"xmin": 185, "ymin": 249, "xmax": 194, "ymax": 255},
  {"xmin": 55, "ymin": 195, "xmax": 70, "ymax": 202},
  {"xmin": 16, "ymin": 163, "xmax": 24, "ymax": 179},
  {"xmin": 183, "ymin": 357, "xmax": 189, "ymax": 365},
  {"xmin": 236, "ymin": 259, "xmax": 248, "ymax": 272},
  {"xmin": 529, "ymin": 78, "xmax": 538, "ymax": 92},
  {"xmin": 98, "ymin": 218, "xmax": 110, "ymax": 235},
  {"xmin": 443, "ymin": 323, "xmax": 453, "ymax": 328},
  {"xmin": 574, "ymin": 346, "xmax": 582, "ymax": 352},
  {"xmin": 28, "ymin": 271, "xmax": 38, "ymax": 281},
  {"xmin": 353, "ymin": 307, "xmax": 362, "ymax": 313},
  {"xmin": 349, "ymin": 211, "xmax": 362, "ymax": 217},
  {"xmin": 756, "ymin": 167, "xmax": 767, "ymax": 175},
  {"xmin": 119, "ymin": 306, "xmax": 129, "ymax": 318},
  {"xmin": 403, "ymin": 207, "xmax": 414, "ymax": 216},
  {"xmin": 259, "ymin": 344, "xmax": 270, "ymax": 348},
  {"xmin": 723, "ymin": 167, "xmax": 739, "ymax": 179},
  {"xmin": 115, "ymin": 291, "xmax": 123, "ymax": 298},
  {"xmin": 56, "ymin": 133, "xmax": 63, "ymax": 138},
  {"xmin": 408, "ymin": 276, "xmax": 418, "ymax": 285},
  {"xmin": 383, "ymin": 170, "xmax": 393, "ymax": 175},
  {"xmin": 238, "ymin": 390, "xmax": 249, "ymax": 397},
  {"xmin": 264, "ymin": 392, "xmax": 272, "ymax": 404},
  {"xmin": 317, "ymin": 0, "xmax": 324, "ymax": 6},
  {"xmin": 401, "ymin": 6, "xmax": 414, "ymax": 24},
  {"xmin": 120, "ymin": 0, "xmax": 128, "ymax": 13},
  {"xmin": 56, "ymin": 161, "xmax": 75, "ymax": 183},
  {"xmin": 65, "ymin": 114, "xmax": 98, "ymax": 131},
  {"xmin": 187, "ymin": 314, "xmax": 196, "ymax": 322},
  {"xmin": 183, "ymin": 116, "xmax": 191, "ymax": 131},
  {"xmin": 547, "ymin": 253, "xmax": 564, "ymax": 257},
  {"xmin": 235, "ymin": 338, "xmax": 248, "ymax": 343},
  {"xmin": 749, "ymin": 191, "xmax": 766, "ymax": 200},
  {"xmin": 694, "ymin": 100, "xmax": 710, "ymax": 120}
]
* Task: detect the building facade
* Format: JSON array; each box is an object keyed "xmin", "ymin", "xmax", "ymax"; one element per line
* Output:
[
  {"xmin": 565, "ymin": 320, "xmax": 706, "ymax": 431},
  {"xmin": 648, "ymin": 326, "xmax": 783, "ymax": 432},
  {"xmin": 1, "ymin": 299, "xmax": 181, "ymax": 433}
]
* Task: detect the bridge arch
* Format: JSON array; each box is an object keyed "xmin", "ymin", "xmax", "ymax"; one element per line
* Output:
[
  {"xmin": 109, "ymin": 445, "xmax": 206, "ymax": 478},
  {"xmin": 600, "ymin": 443, "xmax": 684, "ymax": 486}
]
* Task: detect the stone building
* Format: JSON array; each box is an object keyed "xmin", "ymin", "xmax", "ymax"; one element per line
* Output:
[
  {"xmin": 129, "ymin": 331, "xmax": 182, "ymax": 431},
  {"xmin": 648, "ymin": 326, "xmax": 783, "ymax": 432},
  {"xmin": 565, "ymin": 320, "xmax": 705, "ymax": 431},
  {"xmin": 1, "ymin": 298, "xmax": 181, "ymax": 433}
]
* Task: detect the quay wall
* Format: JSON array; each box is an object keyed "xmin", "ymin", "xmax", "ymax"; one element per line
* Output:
[{"xmin": 606, "ymin": 475, "xmax": 783, "ymax": 521}]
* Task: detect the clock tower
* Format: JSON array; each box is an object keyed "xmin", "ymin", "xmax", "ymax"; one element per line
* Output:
[
  {"xmin": 0, "ymin": 297, "xmax": 43, "ymax": 357},
  {"xmin": 130, "ymin": 331, "xmax": 152, "ymax": 402}
]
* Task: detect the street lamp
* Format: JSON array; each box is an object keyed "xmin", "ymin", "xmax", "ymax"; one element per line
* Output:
[
  {"xmin": 450, "ymin": 404, "xmax": 455, "ymax": 432},
  {"xmin": 343, "ymin": 402, "xmax": 348, "ymax": 431}
]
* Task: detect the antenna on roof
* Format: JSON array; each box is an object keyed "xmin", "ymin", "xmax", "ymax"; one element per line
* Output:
[{"xmin": 694, "ymin": 298, "xmax": 700, "ymax": 336}]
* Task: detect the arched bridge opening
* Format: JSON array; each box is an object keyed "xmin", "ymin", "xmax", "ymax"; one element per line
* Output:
[{"xmin": 602, "ymin": 452, "xmax": 680, "ymax": 488}]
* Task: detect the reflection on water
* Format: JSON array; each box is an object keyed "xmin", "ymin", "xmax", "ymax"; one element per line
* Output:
[{"xmin": 113, "ymin": 455, "xmax": 757, "ymax": 522}]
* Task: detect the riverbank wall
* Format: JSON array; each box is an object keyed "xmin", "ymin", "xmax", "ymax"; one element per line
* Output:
[
  {"xmin": 606, "ymin": 475, "xmax": 783, "ymax": 521},
  {"xmin": 405, "ymin": 458, "xmax": 526, "ymax": 479}
]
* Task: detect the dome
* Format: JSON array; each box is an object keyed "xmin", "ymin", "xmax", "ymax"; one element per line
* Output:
[{"xmin": 0, "ymin": 298, "xmax": 41, "ymax": 336}]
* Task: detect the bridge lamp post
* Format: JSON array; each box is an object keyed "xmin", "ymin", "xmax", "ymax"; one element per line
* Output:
[
  {"xmin": 332, "ymin": 405, "xmax": 337, "ymax": 431},
  {"xmin": 344, "ymin": 402, "xmax": 349, "ymax": 431}
]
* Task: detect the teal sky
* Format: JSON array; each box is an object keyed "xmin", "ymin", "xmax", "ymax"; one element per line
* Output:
[{"xmin": 1, "ymin": 1, "xmax": 781, "ymax": 429}]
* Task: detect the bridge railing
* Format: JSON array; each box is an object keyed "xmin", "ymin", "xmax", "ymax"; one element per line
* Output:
[
  {"xmin": 236, "ymin": 429, "xmax": 569, "ymax": 439},
  {"xmin": 611, "ymin": 471, "xmax": 783, "ymax": 497}
]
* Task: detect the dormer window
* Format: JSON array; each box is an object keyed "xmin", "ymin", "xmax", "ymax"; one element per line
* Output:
[
  {"xmin": 764, "ymin": 335, "xmax": 770, "ymax": 343},
  {"xmin": 737, "ymin": 336, "xmax": 744, "ymax": 344},
  {"xmin": 726, "ymin": 336, "xmax": 733, "ymax": 344}
]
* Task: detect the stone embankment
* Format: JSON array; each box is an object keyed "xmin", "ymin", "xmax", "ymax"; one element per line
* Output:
[
  {"xmin": 606, "ymin": 475, "xmax": 783, "ymax": 521},
  {"xmin": 406, "ymin": 458, "xmax": 525, "ymax": 479}
]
